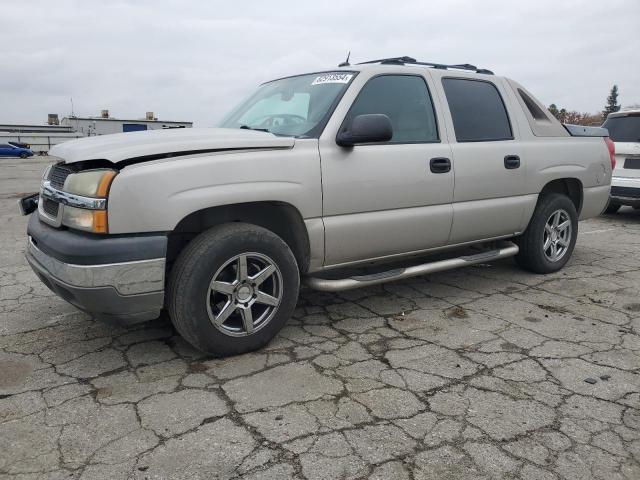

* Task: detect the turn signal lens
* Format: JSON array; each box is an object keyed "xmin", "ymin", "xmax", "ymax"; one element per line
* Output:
[
  {"xmin": 93, "ymin": 210, "xmax": 108, "ymax": 233},
  {"xmin": 96, "ymin": 170, "xmax": 117, "ymax": 197}
]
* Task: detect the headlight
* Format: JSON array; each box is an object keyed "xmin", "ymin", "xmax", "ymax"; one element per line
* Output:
[
  {"xmin": 62, "ymin": 206, "xmax": 109, "ymax": 233},
  {"xmin": 61, "ymin": 169, "xmax": 116, "ymax": 233},
  {"xmin": 63, "ymin": 169, "xmax": 117, "ymax": 197}
]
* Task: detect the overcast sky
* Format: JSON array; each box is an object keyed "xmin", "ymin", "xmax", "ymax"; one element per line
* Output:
[{"xmin": 1, "ymin": 0, "xmax": 639, "ymax": 127}]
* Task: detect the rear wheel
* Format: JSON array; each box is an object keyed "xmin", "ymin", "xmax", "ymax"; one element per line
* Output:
[
  {"xmin": 515, "ymin": 193, "xmax": 578, "ymax": 274},
  {"xmin": 168, "ymin": 223, "xmax": 299, "ymax": 356},
  {"xmin": 604, "ymin": 202, "xmax": 621, "ymax": 214}
]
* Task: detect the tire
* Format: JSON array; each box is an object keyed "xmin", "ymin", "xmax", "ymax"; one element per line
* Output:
[
  {"xmin": 20, "ymin": 153, "xmax": 28, "ymax": 159},
  {"xmin": 515, "ymin": 193, "xmax": 578, "ymax": 274},
  {"xmin": 604, "ymin": 202, "xmax": 621, "ymax": 214},
  {"xmin": 167, "ymin": 223, "xmax": 299, "ymax": 356}
]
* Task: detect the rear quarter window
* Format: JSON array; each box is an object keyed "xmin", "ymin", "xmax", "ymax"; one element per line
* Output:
[
  {"xmin": 518, "ymin": 88, "xmax": 551, "ymax": 122},
  {"xmin": 442, "ymin": 78, "xmax": 513, "ymax": 142}
]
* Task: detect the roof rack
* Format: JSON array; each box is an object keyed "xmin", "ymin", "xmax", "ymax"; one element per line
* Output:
[{"xmin": 355, "ymin": 56, "xmax": 494, "ymax": 75}]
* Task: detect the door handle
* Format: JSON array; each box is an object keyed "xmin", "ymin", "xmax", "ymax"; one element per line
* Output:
[
  {"xmin": 430, "ymin": 157, "xmax": 451, "ymax": 173},
  {"xmin": 504, "ymin": 155, "xmax": 520, "ymax": 169}
]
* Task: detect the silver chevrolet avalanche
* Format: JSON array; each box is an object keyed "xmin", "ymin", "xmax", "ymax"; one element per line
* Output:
[{"xmin": 21, "ymin": 56, "xmax": 614, "ymax": 356}]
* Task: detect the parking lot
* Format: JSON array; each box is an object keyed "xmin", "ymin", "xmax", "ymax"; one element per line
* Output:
[{"xmin": 0, "ymin": 156, "xmax": 638, "ymax": 479}]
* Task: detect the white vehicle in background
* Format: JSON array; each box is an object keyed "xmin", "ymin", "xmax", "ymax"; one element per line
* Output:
[{"xmin": 603, "ymin": 108, "xmax": 640, "ymax": 213}]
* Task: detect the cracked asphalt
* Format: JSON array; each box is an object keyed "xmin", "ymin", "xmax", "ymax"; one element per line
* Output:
[{"xmin": 1, "ymin": 156, "xmax": 639, "ymax": 480}]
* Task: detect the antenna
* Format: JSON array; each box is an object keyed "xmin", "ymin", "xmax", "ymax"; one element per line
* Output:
[
  {"xmin": 338, "ymin": 51, "xmax": 351, "ymax": 67},
  {"xmin": 70, "ymin": 97, "xmax": 75, "ymax": 117}
]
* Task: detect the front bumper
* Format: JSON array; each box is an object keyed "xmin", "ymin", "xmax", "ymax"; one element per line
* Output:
[
  {"xmin": 26, "ymin": 215, "xmax": 167, "ymax": 324},
  {"xmin": 610, "ymin": 177, "xmax": 640, "ymax": 207}
]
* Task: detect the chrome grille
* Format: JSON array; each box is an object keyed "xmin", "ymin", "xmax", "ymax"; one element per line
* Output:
[
  {"xmin": 42, "ymin": 198, "xmax": 59, "ymax": 217},
  {"xmin": 48, "ymin": 164, "xmax": 73, "ymax": 190}
]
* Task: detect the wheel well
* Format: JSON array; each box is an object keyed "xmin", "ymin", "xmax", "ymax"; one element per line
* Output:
[
  {"xmin": 167, "ymin": 202, "xmax": 310, "ymax": 273},
  {"xmin": 539, "ymin": 178, "xmax": 583, "ymax": 214}
]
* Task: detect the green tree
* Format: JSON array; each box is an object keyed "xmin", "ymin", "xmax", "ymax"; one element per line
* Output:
[
  {"xmin": 548, "ymin": 104, "xmax": 559, "ymax": 119},
  {"xmin": 559, "ymin": 108, "xmax": 567, "ymax": 123},
  {"xmin": 602, "ymin": 85, "xmax": 621, "ymax": 120}
]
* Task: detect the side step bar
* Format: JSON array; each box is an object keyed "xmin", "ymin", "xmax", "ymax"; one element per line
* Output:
[{"xmin": 304, "ymin": 242, "xmax": 519, "ymax": 292}]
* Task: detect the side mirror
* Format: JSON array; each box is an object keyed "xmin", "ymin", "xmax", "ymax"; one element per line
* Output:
[{"xmin": 336, "ymin": 114, "xmax": 393, "ymax": 147}]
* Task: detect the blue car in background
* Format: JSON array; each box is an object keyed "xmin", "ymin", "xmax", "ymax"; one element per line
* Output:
[{"xmin": 0, "ymin": 143, "xmax": 34, "ymax": 158}]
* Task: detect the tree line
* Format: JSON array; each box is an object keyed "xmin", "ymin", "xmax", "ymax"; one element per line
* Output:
[{"xmin": 547, "ymin": 85, "xmax": 637, "ymax": 126}]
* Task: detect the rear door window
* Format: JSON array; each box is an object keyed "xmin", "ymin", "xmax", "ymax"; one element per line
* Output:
[{"xmin": 442, "ymin": 78, "xmax": 513, "ymax": 142}]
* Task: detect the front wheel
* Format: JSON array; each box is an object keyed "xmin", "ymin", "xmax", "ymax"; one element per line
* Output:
[
  {"xmin": 167, "ymin": 223, "xmax": 300, "ymax": 356},
  {"xmin": 20, "ymin": 153, "xmax": 28, "ymax": 159},
  {"xmin": 515, "ymin": 193, "xmax": 578, "ymax": 274}
]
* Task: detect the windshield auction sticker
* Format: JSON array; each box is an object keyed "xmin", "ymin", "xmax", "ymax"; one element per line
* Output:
[{"xmin": 311, "ymin": 73, "xmax": 353, "ymax": 85}]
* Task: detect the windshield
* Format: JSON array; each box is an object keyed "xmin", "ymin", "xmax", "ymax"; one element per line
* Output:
[
  {"xmin": 603, "ymin": 114, "xmax": 640, "ymax": 143},
  {"xmin": 219, "ymin": 72, "xmax": 356, "ymax": 137}
]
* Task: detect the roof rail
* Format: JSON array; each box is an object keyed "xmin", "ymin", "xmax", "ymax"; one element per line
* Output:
[{"xmin": 356, "ymin": 56, "xmax": 494, "ymax": 75}]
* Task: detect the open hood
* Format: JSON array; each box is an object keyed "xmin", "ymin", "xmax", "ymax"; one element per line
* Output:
[{"xmin": 49, "ymin": 127, "xmax": 295, "ymax": 164}]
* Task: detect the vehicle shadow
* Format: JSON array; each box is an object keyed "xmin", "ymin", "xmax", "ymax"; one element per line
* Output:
[{"xmin": 602, "ymin": 205, "xmax": 640, "ymax": 222}]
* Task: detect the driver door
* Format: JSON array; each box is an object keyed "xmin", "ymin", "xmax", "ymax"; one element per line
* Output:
[{"xmin": 319, "ymin": 73, "xmax": 454, "ymax": 267}]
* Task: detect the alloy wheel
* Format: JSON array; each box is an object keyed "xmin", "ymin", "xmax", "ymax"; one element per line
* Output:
[
  {"xmin": 543, "ymin": 209, "xmax": 572, "ymax": 262},
  {"xmin": 206, "ymin": 252, "xmax": 283, "ymax": 337}
]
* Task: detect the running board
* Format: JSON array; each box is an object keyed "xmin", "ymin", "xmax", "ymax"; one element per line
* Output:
[{"xmin": 304, "ymin": 242, "xmax": 519, "ymax": 292}]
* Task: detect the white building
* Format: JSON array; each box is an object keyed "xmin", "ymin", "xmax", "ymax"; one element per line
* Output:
[
  {"xmin": 61, "ymin": 110, "xmax": 192, "ymax": 136},
  {"xmin": 0, "ymin": 122, "xmax": 83, "ymax": 154},
  {"xmin": 0, "ymin": 111, "xmax": 193, "ymax": 154}
]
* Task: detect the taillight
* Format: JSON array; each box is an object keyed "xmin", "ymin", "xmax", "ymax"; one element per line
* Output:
[{"xmin": 604, "ymin": 137, "xmax": 616, "ymax": 171}]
